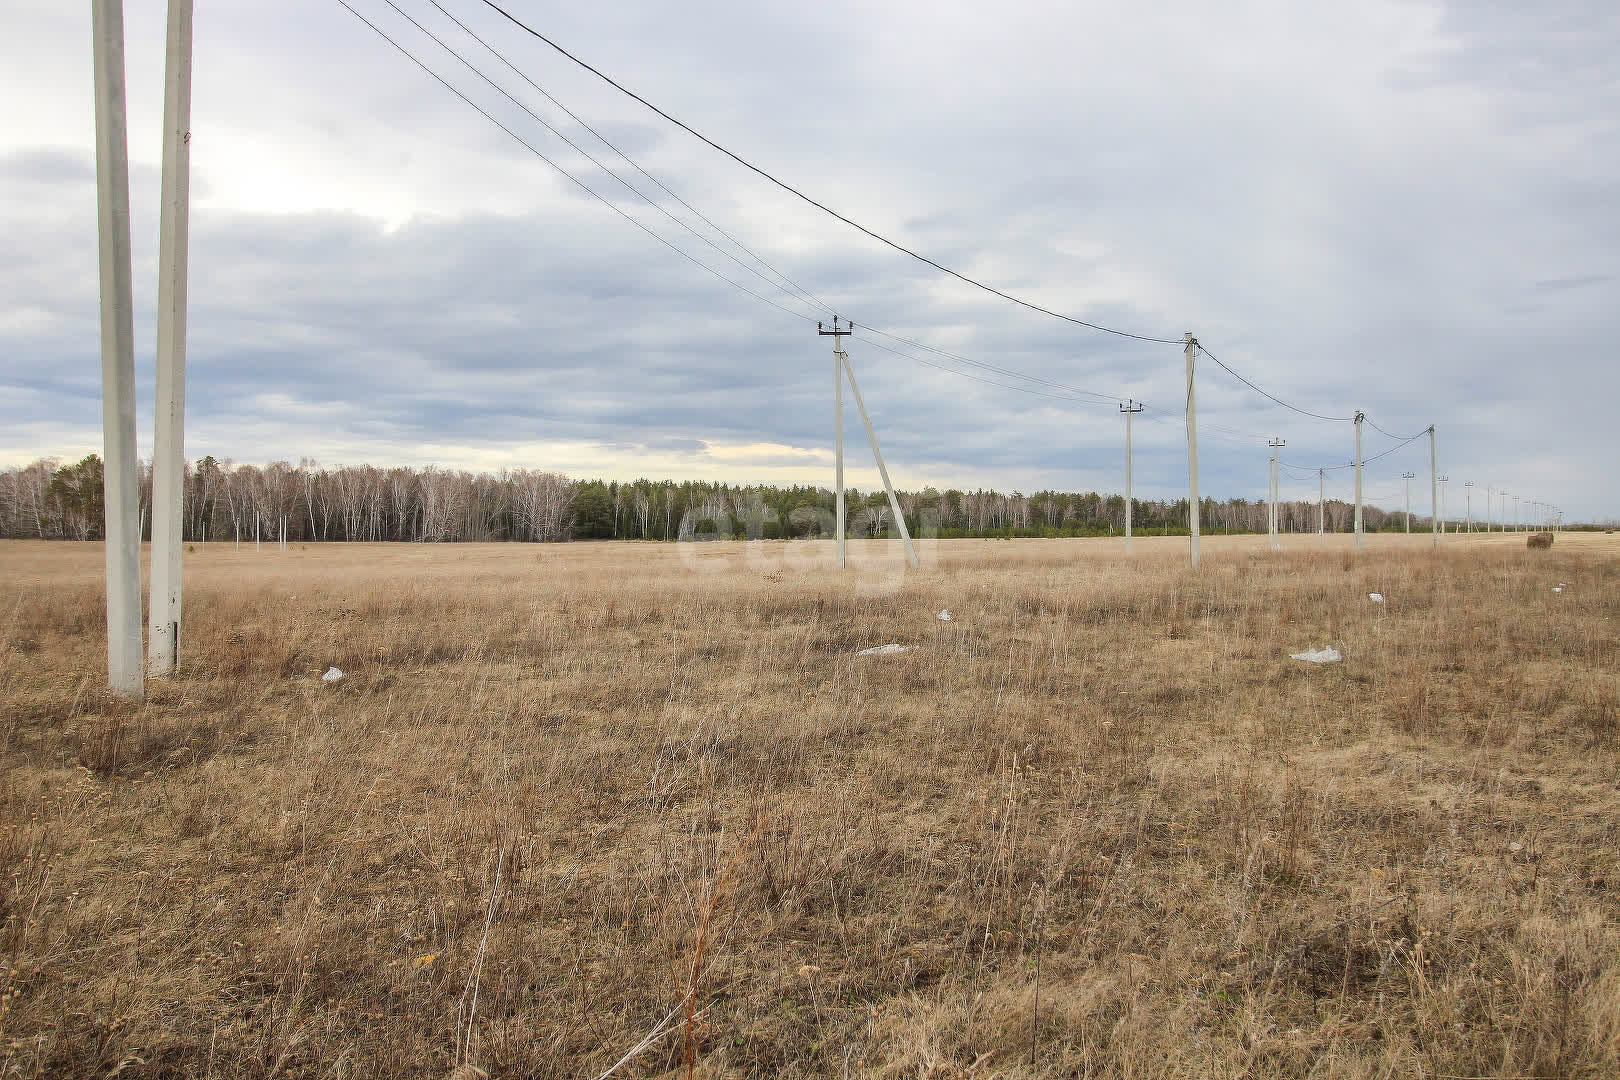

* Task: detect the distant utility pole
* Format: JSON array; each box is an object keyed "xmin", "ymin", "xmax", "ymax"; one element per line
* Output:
[
  {"xmin": 1318, "ymin": 467, "xmax": 1325, "ymax": 535},
  {"xmin": 819, "ymin": 318, "xmax": 848, "ymax": 569},
  {"xmin": 1403, "ymin": 472, "xmax": 1416, "ymax": 533},
  {"xmin": 91, "ymin": 0, "xmax": 143, "ymax": 700},
  {"xmin": 1184, "ymin": 333, "xmax": 1201, "ymax": 569},
  {"xmin": 1428, "ymin": 426, "xmax": 1438, "ymax": 547},
  {"xmin": 1437, "ymin": 475, "xmax": 1449, "ymax": 536},
  {"xmin": 1267, "ymin": 438, "xmax": 1286, "ymax": 551},
  {"xmin": 1464, "ymin": 480, "xmax": 1474, "ymax": 533},
  {"xmin": 1120, "ymin": 400, "xmax": 1143, "ymax": 552},
  {"xmin": 148, "ymin": 0, "xmax": 194, "ymax": 678},
  {"xmin": 1513, "ymin": 494, "xmax": 1521, "ymax": 532},
  {"xmin": 1353, "ymin": 412, "xmax": 1365, "ymax": 552}
]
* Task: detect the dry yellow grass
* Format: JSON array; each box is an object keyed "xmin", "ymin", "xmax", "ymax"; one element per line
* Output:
[{"xmin": 2, "ymin": 532, "xmax": 1618, "ymax": 1078}]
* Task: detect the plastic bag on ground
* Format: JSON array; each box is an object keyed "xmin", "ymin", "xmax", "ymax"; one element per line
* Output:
[
  {"xmin": 1368, "ymin": 593, "xmax": 1385, "ymax": 604},
  {"xmin": 856, "ymin": 644, "xmax": 918, "ymax": 656},
  {"xmin": 937, "ymin": 609, "xmax": 953, "ymax": 622},
  {"xmin": 322, "ymin": 666, "xmax": 345, "ymax": 682},
  {"xmin": 1290, "ymin": 646, "xmax": 1342, "ymax": 664}
]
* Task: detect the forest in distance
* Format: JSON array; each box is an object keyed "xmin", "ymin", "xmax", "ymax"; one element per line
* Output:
[{"xmin": 0, "ymin": 453, "xmax": 1554, "ymax": 545}]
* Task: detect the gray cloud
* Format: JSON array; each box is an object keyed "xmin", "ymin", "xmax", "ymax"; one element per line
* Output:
[{"xmin": 1, "ymin": 0, "xmax": 1616, "ymax": 518}]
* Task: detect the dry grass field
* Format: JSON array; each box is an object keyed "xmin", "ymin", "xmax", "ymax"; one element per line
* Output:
[{"xmin": 2, "ymin": 531, "xmax": 1618, "ymax": 1079}]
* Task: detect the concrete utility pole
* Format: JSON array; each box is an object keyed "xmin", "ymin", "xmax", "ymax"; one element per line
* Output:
[
  {"xmin": 1318, "ymin": 467, "xmax": 1325, "ymax": 535},
  {"xmin": 1428, "ymin": 426, "xmax": 1438, "ymax": 547},
  {"xmin": 1185, "ymin": 333, "xmax": 1201, "ymax": 569},
  {"xmin": 1513, "ymin": 494, "xmax": 1521, "ymax": 532},
  {"xmin": 1403, "ymin": 472, "xmax": 1415, "ymax": 533},
  {"xmin": 819, "ymin": 318, "xmax": 847, "ymax": 569},
  {"xmin": 1437, "ymin": 475, "xmax": 1448, "ymax": 536},
  {"xmin": 1267, "ymin": 438, "xmax": 1286, "ymax": 550},
  {"xmin": 1464, "ymin": 480, "xmax": 1473, "ymax": 533},
  {"xmin": 148, "ymin": 0, "xmax": 194, "ymax": 678},
  {"xmin": 1120, "ymin": 400, "xmax": 1143, "ymax": 552},
  {"xmin": 838, "ymin": 333, "xmax": 919, "ymax": 569},
  {"xmin": 1353, "ymin": 411, "xmax": 1365, "ymax": 552},
  {"xmin": 91, "ymin": 0, "xmax": 143, "ymax": 700}
]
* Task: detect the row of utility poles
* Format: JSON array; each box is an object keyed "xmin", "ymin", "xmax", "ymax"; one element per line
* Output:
[
  {"xmin": 1181, "ymin": 335, "xmax": 1445, "ymax": 563},
  {"xmin": 813, "ymin": 326, "xmax": 1560, "ymax": 585}
]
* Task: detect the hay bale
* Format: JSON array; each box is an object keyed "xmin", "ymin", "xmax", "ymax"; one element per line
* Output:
[{"xmin": 1527, "ymin": 532, "xmax": 1554, "ymax": 549}]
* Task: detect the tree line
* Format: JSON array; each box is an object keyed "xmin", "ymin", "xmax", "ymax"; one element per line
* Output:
[{"xmin": 1, "ymin": 455, "xmax": 1425, "ymax": 543}]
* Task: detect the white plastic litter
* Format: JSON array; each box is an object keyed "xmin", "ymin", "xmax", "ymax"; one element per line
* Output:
[
  {"xmin": 1552, "ymin": 586, "xmax": 1563, "ymax": 593},
  {"xmin": 1367, "ymin": 593, "xmax": 1385, "ymax": 604},
  {"xmin": 1289, "ymin": 646, "xmax": 1342, "ymax": 664},
  {"xmin": 322, "ymin": 666, "xmax": 345, "ymax": 683},
  {"xmin": 937, "ymin": 609, "xmax": 953, "ymax": 622},
  {"xmin": 856, "ymin": 644, "xmax": 918, "ymax": 656}
]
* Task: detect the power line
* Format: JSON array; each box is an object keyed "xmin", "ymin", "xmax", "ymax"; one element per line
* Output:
[
  {"xmin": 855, "ymin": 335, "xmax": 1120, "ymax": 406},
  {"xmin": 1364, "ymin": 416, "xmax": 1427, "ymax": 442},
  {"xmin": 1195, "ymin": 343, "xmax": 1356, "ymax": 423},
  {"xmin": 367, "ymin": 1, "xmax": 1142, "ymax": 409},
  {"xmin": 856, "ymin": 326, "xmax": 1121, "ymax": 402},
  {"xmin": 1281, "ymin": 429, "xmax": 1425, "ymax": 473},
  {"xmin": 383, "ymin": 0, "xmax": 828, "ymax": 320},
  {"xmin": 334, "ymin": 0, "xmax": 821, "ymax": 328},
  {"xmin": 425, "ymin": 0, "xmax": 833, "ymax": 319},
  {"xmin": 477, "ymin": 0, "xmax": 1186, "ymax": 345}
]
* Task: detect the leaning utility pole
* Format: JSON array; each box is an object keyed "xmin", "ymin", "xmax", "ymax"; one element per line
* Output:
[
  {"xmin": 1120, "ymin": 399, "xmax": 1143, "ymax": 552},
  {"xmin": 1185, "ymin": 333, "xmax": 1201, "ymax": 569},
  {"xmin": 148, "ymin": 0, "xmax": 194, "ymax": 678},
  {"xmin": 1464, "ymin": 480, "xmax": 1474, "ymax": 533},
  {"xmin": 1353, "ymin": 411, "xmax": 1365, "ymax": 552},
  {"xmin": 1267, "ymin": 437, "xmax": 1286, "ymax": 550},
  {"xmin": 91, "ymin": 0, "xmax": 143, "ymax": 700},
  {"xmin": 838, "ymin": 330, "xmax": 919, "ymax": 569},
  {"xmin": 1428, "ymin": 426, "xmax": 1439, "ymax": 547},
  {"xmin": 819, "ymin": 318, "xmax": 848, "ymax": 569},
  {"xmin": 1403, "ymin": 472, "xmax": 1415, "ymax": 533}
]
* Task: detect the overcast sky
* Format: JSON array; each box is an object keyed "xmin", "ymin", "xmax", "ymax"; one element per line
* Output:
[{"xmin": 3, "ymin": 0, "xmax": 1616, "ymax": 519}]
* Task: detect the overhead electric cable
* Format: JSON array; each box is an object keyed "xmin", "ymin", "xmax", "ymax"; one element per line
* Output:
[
  {"xmin": 1281, "ymin": 429, "xmax": 1425, "ymax": 473},
  {"xmin": 1195, "ymin": 343, "xmax": 1356, "ymax": 422},
  {"xmin": 856, "ymin": 336, "xmax": 1123, "ymax": 406},
  {"xmin": 855, "ymin": 326, "xmax": 1121, "ymax": 402},
  {"xmin": 382, "ymin": 0, "xmax": 829, "ymax": 319},
  {"xmin": 334, "ymin": 0, "xmax": 821, "ymax": 329},
  {"xmin": 1364, "ymin": 416, "xmax": 1428, "ymax": 442},
  {"xmin": 425, "ymin": 0, "xmax": 833, "ymax": 318},
  {"xmin": 477, "ymin": 0, "xmax": 1186, "ymax": 344}
]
